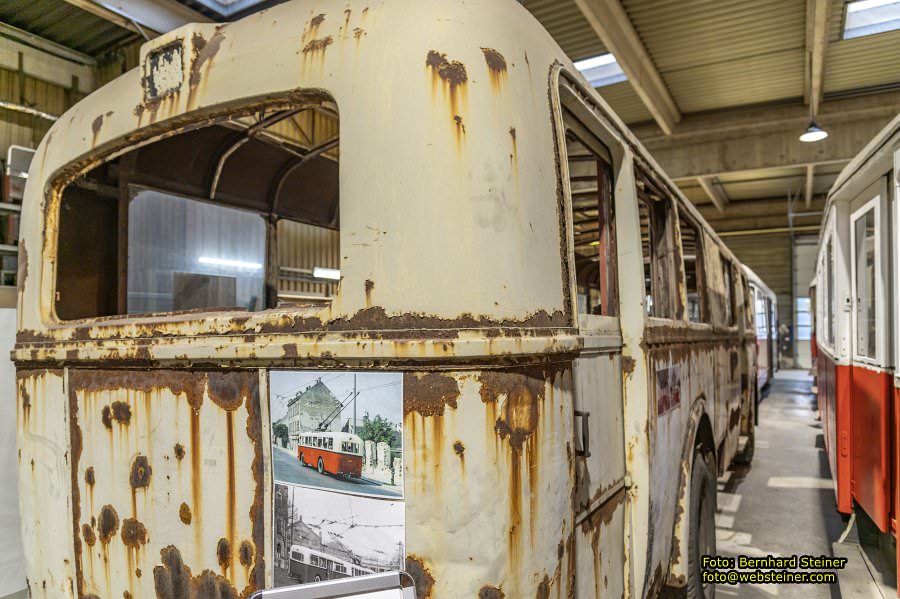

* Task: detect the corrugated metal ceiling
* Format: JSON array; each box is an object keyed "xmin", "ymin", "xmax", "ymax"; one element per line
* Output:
[
  {"xmin": 521, "ymin": 0, "xmax": 606, "ymax": 62},
  {"xmin": 0, "ymin": 0, "xmax": 139, "ymax": 57}
]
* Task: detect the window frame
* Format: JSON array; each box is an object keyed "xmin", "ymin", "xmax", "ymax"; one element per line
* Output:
[
  {"xmin": 635, "ymin": 168, "xmax": 682, "ymax": 321},
  {"xmin": 553, "ymin": 73, "xmax": 625, "ymax": 338},
  {"xmin": 49, "ymin": 96, "xmax": 341, "ymax": 325},
  {"xmin": 850, "ymin": 195, "xmax": 885, "ymax": 365},
  {"xmin": 676, "ymin": 209, "xmax": 709, "ymax": 324}
]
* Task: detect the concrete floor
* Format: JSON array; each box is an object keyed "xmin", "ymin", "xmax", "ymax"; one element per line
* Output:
[{"xmin": 715, "ymin": 370, "xmax": 846, "ymax": 598}]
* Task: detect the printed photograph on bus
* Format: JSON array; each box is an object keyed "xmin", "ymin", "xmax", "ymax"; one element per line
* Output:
[
  {"xmin": 270, "ymin": 371, "xmax": 404, "ymax": 498},
  {"xmin": 273, "ymin": 483, "xmax": 405, "ymax": 588}
]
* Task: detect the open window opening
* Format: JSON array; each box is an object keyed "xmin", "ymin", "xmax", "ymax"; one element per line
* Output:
[
  {"xmin": 721, "ymin": 258, "xmax": 735, "ymax": 326},
  {"xmin": 55, "ymin": 98, "xmax": 340, "ymax": 320},
  {"xmin": 563, "ymin": 108, "xmax": 618, "ymax": 317},
  {"xmin": 678, "ymin": 210, "xmax": 707, "ymax": 323},
  {"xmin": 635, "ymin": 168, "xmax": 679, "ymax": 319}
]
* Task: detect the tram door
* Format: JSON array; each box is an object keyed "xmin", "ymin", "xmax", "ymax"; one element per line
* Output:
[
  {"xmin": 848, "ymin": 182, "xmax": 891, "ymax": 531},
  {"xmin": 559, "ymin": 91, "xmax": 628, "ymax": 598}
]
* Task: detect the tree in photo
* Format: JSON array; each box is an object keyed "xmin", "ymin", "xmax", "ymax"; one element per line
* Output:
[
  {"xmin": 274, "ymin": 423, "xmax": 289, "ymax": 448},
  {"xmin": 358, "ymin": 413, "xmax": 396, "ymax": 447}
]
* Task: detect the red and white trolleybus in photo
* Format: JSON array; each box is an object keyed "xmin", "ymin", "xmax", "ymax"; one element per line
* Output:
[
  {"xmin": 814, "ymin": 113, "xmax": 900, "ymax": 592},
  {"xmin": 298, "ymin": 432, "xmax": 364, "ymax": 478}
]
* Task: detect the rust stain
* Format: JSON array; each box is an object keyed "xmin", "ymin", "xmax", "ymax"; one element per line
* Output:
[
  {"xmin": 481, "ymin": 47, "xmax": 508, "ymax": 91},
  {"xmin": 535, "ymin": 575, "xmax": 550, "ymax": 599},
  {"xmin": 174, "ymin": 443, "xmax": 185, "ymax": 460},
  {"xmin": 353, "ymin": 27, "xmax": 365, "ymax": 40},
  {"xmin": 187, "ymin": 28, "xmax": 227, "ymax": 109},
  {"xmin": 453, "ymin": 440, "xmax": 465, "ymax": 456},
  {"xmin": 403, "ymin": 372, "xmax": 460, "ymax": 417},
  {"xmin": 217, "ymin": 537, "xmax": 232, "ymax": 573},
  {"xmin": 97, "ymin": 504, "xmax": 119, "ymax": 544},
  {"xmin": 85, "ymin": 466, "xmax": 95, "ymax": 486},
  {"xmin": 121, "ymin": 517, "xmax": 148, "ymax": 548},
  {"xmin": 207, "ymin": 371, "xmax": 255, "ymax": 411},
  {"xmin": 622, "ymin": 355, "xmax": 636, "ymax": 375},
  {"xmin": 405, "ymin": 555, "xmax": 434, "ymax": 599},
  {"xmin": 130, "ymin": 455, "xmax": 152, "ymax": 488},
  {"xmin": 18, "ymin": 377, "xmax": 30, "ymax": 426},
  {"xmin": 364, "ymin": 279, "xmax": 374, "ymax": 309},
  {"xmin": 479, "ymin": 585, "xmax": 505, "ymax": 599},
  {"xmin": 426, "ymin": 50, "xmax": 468, "ymax": 121},
  {"xmin": 152, "ymin": 545, "xmax": 238, "ymax": 599},
  {"xmin": 82, "ymin": 523, "xmax": 96, "ymax": 547},
  {"xmin": 238, "ymin": 541, "xmax": 254, "ymax": 568},
  {"xmin": 111, "ymin": 400, "xmax": 132, "ymax": 425},
  {"xmin": 302, "ymin": 36, "xmax": 333, "ymax": 53},
  {"xmin": 179, "ymin": 502, "xmax": 192, "ymax": 525}
]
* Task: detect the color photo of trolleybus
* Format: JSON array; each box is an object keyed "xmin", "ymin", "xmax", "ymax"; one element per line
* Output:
[
  {"xmin": 814, "ymin": 113, "xmax": 900, "ymax": 595},
  {"xmin": 298, "ymin": 432, "xmax": 364, "ymax": 478},
  {"xmin": 15, "ymin": 1, "xmax": 761, "ymax": 597}
]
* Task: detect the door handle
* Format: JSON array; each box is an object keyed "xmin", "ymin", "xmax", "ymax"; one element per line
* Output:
[{"xmin": 575, "ymin": 410, "xmax": 591, "ymax": 458}]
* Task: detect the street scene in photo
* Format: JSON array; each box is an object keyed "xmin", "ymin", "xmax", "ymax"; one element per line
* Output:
[
  {"xmin": 270, "ymin": 371, "xmax": 404, "ymax": 499},
  {"xmin": 273, "ymin": 483, "xmax": 405, "ymax": 588}
]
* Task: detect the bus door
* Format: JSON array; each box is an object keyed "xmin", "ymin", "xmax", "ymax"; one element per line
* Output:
[
  {"xmin": 558, "ymin": 86, "xmax": 627, "ymax": 599},
  {"xmin": 849, "ymin": 184, "xmax": 892, "ymax": 532}
]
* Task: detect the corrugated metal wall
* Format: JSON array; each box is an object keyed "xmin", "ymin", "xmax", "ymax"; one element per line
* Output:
[
  {"xmin": 724, "ymin": 233, "xmax": 794, "ymax": 365},
  {"xmin": 0, "ymin": 66, "xmax": 83, "ymax": 158},
  {"xmin": 277, "ymin": 220, "xmax": 340, "ymax": 297}
]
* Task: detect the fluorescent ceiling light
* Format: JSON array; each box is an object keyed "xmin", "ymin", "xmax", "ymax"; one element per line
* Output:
[
  {"xmin": 198, "ymin": 256, "xmax": 262, "ymax": 270},
  {"xmin": 313, "ymin": 267, "xmax": 341, "ymax": 281},
  {"xmin": 844, "ymin": 0, "xmax": 900, "ymax": 39},
  {"xmin": 573, "ymin": 53, "xmax": 627, "ymax": 88}
]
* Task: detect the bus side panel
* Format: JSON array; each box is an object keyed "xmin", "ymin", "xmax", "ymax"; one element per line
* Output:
[
  {"xmin": 573, "ymin": 352, "xmax": 626, "ymax": 599},
  {"xmin": 819, "ymin": 352, "xmax": 853, "ymax": 513},
  {"xmin": 850, "ymin": 365, "xmax": 892, "ymax": 531},
  {"xmin": 404, "ymin": 366, "xmax": 577, "ymax": 598},
  {"xmin": 16, "ymin": 369, "xmax": 77, "ymax": 599},
  {"xmin": 68, "ymin": 369, "xmax": 263, "ymax": 598}
]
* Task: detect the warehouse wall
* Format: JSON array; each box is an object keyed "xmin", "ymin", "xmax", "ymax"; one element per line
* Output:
[{"xmin": 725, "ymin": 232, "xmax": 795, "ymax": 366}]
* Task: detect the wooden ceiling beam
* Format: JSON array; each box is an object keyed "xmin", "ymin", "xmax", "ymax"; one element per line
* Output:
[
  {"xmin": 805, "ymin": 0, "xmax": 832, "ymax": 117},
  {"xmin": 697, "ymin": 176, "xmax": 728, "ymax": 214},
  {"xmin": 573, "ymin": 0, "xmax": 681, "ymax": 135}
]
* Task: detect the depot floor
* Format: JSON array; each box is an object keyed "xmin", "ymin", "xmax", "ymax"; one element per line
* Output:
[{"xmin": 713, "ymin": 370, "xmax": 874, "ymax": 598}]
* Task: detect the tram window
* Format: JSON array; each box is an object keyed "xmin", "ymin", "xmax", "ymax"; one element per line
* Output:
[
  {"xmin": 678, "ymin": 211, "xmax": 707, "ymax": 323},
  {"xmin": 825, "ymin": 238, "xmax": 835, "ymax": 346},
  {"xmin": 636, "ymin": 170, "xmax": 678, "ymax": 319},
  {"xmin": 562, "ymin": 109, "xmax": 618, "ymax": 316},
  {"xmin": 54, "ymin": 99, "xmax": 340, "ymax": 320},
  {"xmin": 722, "ymin": 259, "xmax": 735, "ymax": 326},
  {"xmin": 854, "ymin": 207, "xmax": 877, "ymax": 358},
  {"xmin": 755, "ymin": 293, "xmax": 767, "ymax": 337}
]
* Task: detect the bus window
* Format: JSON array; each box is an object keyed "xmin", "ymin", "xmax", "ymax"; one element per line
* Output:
[
  {"xmin": 678, "ymin": 211, "xmax": 707, "ymax": 323},
  {"xmin": 55, "ymin": 100, "xmax": 339, "ymax": 320},
  {"xmin": 825, "ymin": 236, "xmax": 835, "ymax": 346},
  {"xmin": 722, "ymin": 258, "xmax": 735, "ymax": 326},
  {"xmin": 562, "ymin": 110, "xmax": 617, "ymax": 317},
  {"xmin": 636, "ymin": 169, "xmax": 678, "ymax": 319}
]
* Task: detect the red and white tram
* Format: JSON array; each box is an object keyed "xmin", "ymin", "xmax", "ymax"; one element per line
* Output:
[
  {"xmin": 298, "ymin": 431, "xmax": 365, "ymax": 478},
  {"xmin": 745, "ymin": 266, "xmax": 778, "ymax": 393},
  {"xmin": 815, "ymin": 114, "xmax": 900, "ymax": 591}
]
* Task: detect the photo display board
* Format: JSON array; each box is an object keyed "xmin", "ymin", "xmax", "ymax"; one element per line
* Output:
[{"xmin": 270, "ymin": 371, "xmax": 405, "ymax": 588}]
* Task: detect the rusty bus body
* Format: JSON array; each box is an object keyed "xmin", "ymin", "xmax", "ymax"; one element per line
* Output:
[{"xmin": 14, "ymin": 1, "xmax": 757, "ymax": 597}]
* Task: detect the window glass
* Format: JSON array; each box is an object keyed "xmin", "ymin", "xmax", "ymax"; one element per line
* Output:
[
  {"xmin": 678, "ymin": 211, "xmax": 706, "ymax": 323},
  {"xmin": 825, "ymin": 238, "xmax": 835, "ymax": 346},
  {"xmin": 127, "ymin": 189, "xmax": 266, "ymax": 314},
  {"xmin": 755, "ymin": 292, "xmax": 768, "ymax": 337},
  {"xmin": 854, "ymin": 208, "xmax": 877, "ymax": 358},
  {"xmin": 563, "ymin": 110, "xmax": 617, "ymax": 317},
  {"xmin": 796, "ymin": 297, "xmax": 812, "ymax": 341}
]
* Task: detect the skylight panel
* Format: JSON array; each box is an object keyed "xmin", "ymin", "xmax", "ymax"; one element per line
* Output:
[
  {"xmin": 844, "ymin": 0, "xmax": 900, "ymax": 39},
  {"xmin": 573, "ymin": 53, "xmax": 627, "ymax": 88}
]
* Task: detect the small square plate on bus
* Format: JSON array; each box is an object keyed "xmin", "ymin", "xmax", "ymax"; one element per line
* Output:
[{"xmin": 142, "ymin": 41, "xmax": 184, "ymax": 101}]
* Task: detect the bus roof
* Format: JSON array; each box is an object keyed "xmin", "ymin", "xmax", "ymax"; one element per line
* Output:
[{"xmin": 18, "ymin": 0, "xmax": 747, "ymax": 353}]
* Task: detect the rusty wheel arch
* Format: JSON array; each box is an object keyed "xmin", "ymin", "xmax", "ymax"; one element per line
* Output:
[{"xmin": 664, "ymin": 395, "xmax": 716, "ymax": 590}]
